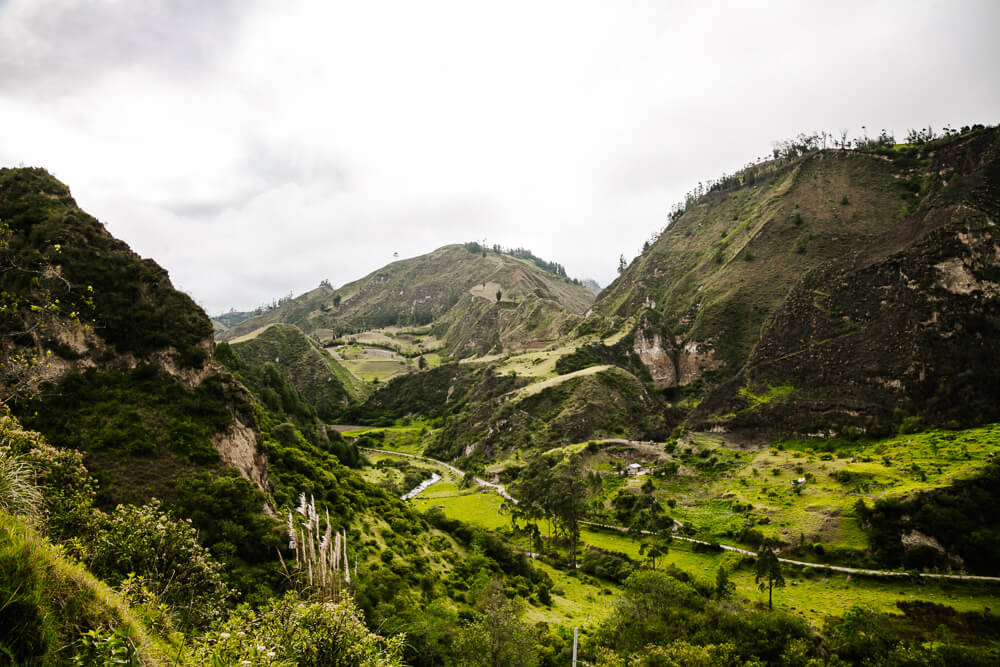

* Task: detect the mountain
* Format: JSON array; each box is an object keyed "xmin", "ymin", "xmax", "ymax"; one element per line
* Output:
[
  {"xmin": 217, "ymin": 243, "xmax": 596, "ymax": 358},
  {"xmin": 210, "ymin": 308, "xmax": 261, "ymax": 334},
  {"xmin": 589, "ymin": 126, "xmax": 1000, "ymax": 437},
  {"xmin": 218, "ymin": 322, "xmax": 369, "ymax": 421}
]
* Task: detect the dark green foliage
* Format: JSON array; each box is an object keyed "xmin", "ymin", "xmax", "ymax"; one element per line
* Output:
[
  {"xmin": 348, "ymin": 364, "xmax": 527, "ymax": 426},
  {"xmin": 553, "ymin": 337, "xmax": 653, "ymax": 384},
  {"xmin": 219, "ymin": 325, "xmax": 363, "ymax": 422},
  {"xmin": 824, "ymin": 604, "xmax": 1000, "ymax": 665},
  {"xmin": 453, "ymin": 581, "xmax": 538, "ymax": 667},
  {"xmin": 17, "ymin": 367, "xmax": 231, "ymax": 464},
  {"xmin": 856, "ymin": 464, "xmax": 1000, "ymax": 573},
  {"xmin": 81, "ymin": 500, "xmax": 231, "ymax": 629},
  {"xmin": 174, "ymin": 470, "xmax": 282, "ymax": 590},
  {"xmin": 754, "ymin": 543, "xmax": 785, "ymax": 609},
  {"xmin": 594, "ymin": 569, "xmax": 813, "ymax": 663},
  {"xmin": 580, "ymin": 546, "xmax": 635, "ymax": 583},
  {"xmin": 0, "ymin": 168, "xmax": 212, "ymax": 367}
]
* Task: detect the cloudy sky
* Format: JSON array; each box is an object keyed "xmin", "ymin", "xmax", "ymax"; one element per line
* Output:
[{"xmin": 1, "ymin": 1, "xmax": 997, "ymax": 314}]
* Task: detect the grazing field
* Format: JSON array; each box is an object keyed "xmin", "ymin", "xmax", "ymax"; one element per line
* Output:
[
  {"xmin": 336, "ymin": 327, "xmax": 444, "ymax": 356},
  {"xmin": 330, "ymin": 344, "xmax": 411, "ymax": 382},
  {"xmin": 362, "ymin": 444, "xmax": 1000, "ymax": 631}
]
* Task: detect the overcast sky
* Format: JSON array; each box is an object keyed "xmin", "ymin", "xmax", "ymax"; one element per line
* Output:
[{"xmin": 1, "ymin": 1, "xmax": 997, "ymax": 314}]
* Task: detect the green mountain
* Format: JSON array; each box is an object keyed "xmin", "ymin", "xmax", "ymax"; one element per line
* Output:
[
  {"xmin": 210, "ymin": 308, "xmax": 261, "ymax": 334},
  {"xmin": 219, "ymin": 322, "xmax": 368, "ymax": 420},
  {"xmin": 589, "ymin": 126, "xmax": 1000, "ymax": 437},
  {"xmin": 217, "ymin": 243, "xmax": 596, "ymax": 358}
]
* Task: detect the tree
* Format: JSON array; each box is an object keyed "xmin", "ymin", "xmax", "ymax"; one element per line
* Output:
[
  {"xmin": 454, "ymin": 581, "xmax": 538, "ymax": 667},
  {"xmin": 418, "ymin": 355, "xmax": 427, "ymax": 369},
  {"xmin": 495, "ymin": 289, "xmax": 502, "ymax": 303},
  {"xmin": 332, "ymin": 294, "xmax": 341, "ymax": 308},
  {"xmin": 548, "ymin": 461, "xmax": 591, "ymax": 568},
  {"xmin": 715, "ymin": 566, "xmax": 735, "ymax": 599},
  {"xmin": 754, "ymin": 542, "xmax": 785, "ymax": 610},
  {"xmin": 617, "ymin": 254, "xmax": 627, "ymax": 274},
  {"xmin": 628, "ymin": 507, "xmax": 672, "ymax": 570}
]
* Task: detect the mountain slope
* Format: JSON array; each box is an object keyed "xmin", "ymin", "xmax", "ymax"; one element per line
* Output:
[
  {"xmin": 220, "ymin": 323, "xmax": 369, "ymax": 420},
  {"xmin": 586, "ymin": 126, "xmax": 1000, "ymax": 436},
  {"xmin": 593, "ymin": 147, "xmax": 917, "ymax": 387},
  {"xmin": 693, "ymin": 127, "xmax": 1000, "ymax": 435},
  {"xmin": 218, "ymin": 243, "xmax": 596, "ymax": 357}
]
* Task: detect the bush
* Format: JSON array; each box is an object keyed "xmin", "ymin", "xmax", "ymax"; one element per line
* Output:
[
  {"xmin": 82, "ymin": 500, "xmax": 230, "ymax": 629},
  {"xmin": 195, "ymin": 592, "xmax": 404, "ymax": 666}
]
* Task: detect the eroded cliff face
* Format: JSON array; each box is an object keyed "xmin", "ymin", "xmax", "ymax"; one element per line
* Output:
[
  {"xmin": 213, "ymin": 412, "xmax": 270, "ymax": 496},
  {"xmin": 1, "ymin": 167, "xmax": 273, "ymax": 505},
  {"xmin": 632, "ymin": 314, "xmax": 724, "ymax": 388}
]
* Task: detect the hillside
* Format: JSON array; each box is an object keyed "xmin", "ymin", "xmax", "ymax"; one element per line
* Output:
[
  {"xmin": 218, "ymin": 243, "xmax": 596, "ymax": 358},
  {"xmin": 0, "ymin": 167, "xmax": 575, "ymax": 664},
  {"xmin": 220, "ymin": 322, "xmax": 368, "ymax": 420},
  {"xmin": 584, "ymin": 126, "xmax": 1000, "ymax": 436},
  {"xmin": 694, "ymin": 128, "xmax": 1000, "ymax": 435}
]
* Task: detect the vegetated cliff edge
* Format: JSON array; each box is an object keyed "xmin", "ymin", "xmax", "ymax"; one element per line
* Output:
[
  {"xmin": 588, "ymin": 126, "xmax": 1000, "ymax": 436},
  {"xmin": 0, "ymin": 167, "xmax": 269, "ymax": 494}
]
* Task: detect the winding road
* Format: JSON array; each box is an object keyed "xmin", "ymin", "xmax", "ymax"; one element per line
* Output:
[{"xmin": 359, "ymin": 446, "xmax": 1000, "ymax": 582}]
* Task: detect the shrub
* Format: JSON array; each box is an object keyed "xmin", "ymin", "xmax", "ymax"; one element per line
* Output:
[
  {"xmin": 195, "ymin": 592, "xmax": 404, "ymax": 666},
  {"xmin": 82, "ymin": 500, "xmax": 230, "ymax": 629}
]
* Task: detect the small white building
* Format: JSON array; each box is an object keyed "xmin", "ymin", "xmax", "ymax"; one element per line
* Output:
[{"xmin": 627, "ymin": 463, "xmax": 642, "ymax": 475}]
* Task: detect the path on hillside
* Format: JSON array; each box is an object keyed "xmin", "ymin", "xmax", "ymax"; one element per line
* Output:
[
  {"xmin": 360, "ymin": 447, "xmax": 1000, "ymax": 582},
  {"xmin": 358, "ymin": 447, "xmax": 517, "ymax": 502}
]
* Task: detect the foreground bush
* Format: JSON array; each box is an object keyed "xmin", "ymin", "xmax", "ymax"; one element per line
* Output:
[
  {"xmin": 195, "ymin": 592, "xmax": 404, "ymax": 666},
  {"xmin": 82, "ymin": 500, "xmax": 231, "ymax": 629}
]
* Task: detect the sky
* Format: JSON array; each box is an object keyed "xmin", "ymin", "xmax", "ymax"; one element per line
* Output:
[{"xmin": 1, "ymin": 1, "xmax": 998, "ymax": 315}]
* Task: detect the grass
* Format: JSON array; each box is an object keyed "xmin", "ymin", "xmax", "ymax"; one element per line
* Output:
[
  {"xmin": 492, "ymin": 340, "xmax": 594, "ymax": 379},
  {"xmin": 346, "ymin": 424, "xmax": 434, "ymax": 455},
  {"xmin": 337, "ymin": 329, "xmax": 444, "ymax": 357},
  {"xmin": 413, "ymin": 485, "xmax": 511, "ymax": 531},
  {"xmin": 524, "ymin": 561, "xmax": 616, "ymax": 628},
  {"xmin": 712, "ymin": 424, "xmax": 1000, "ymax": 546},
  {"xmin": 333, "ymin": 345, "xmax": 411, "ymax": 382},
  {"xmin": 506, "ymin": 364, "xmax": 614, "ymax": 400},
  {"xmin": 0, "ymin": 511, "xmax": 172, "ymax": 664},
  {"xmin": 364, "ymin": 427, "xmax": 1000, "ymax": 631}
]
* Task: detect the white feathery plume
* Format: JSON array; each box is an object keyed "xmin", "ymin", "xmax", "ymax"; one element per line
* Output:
[
  {"xmin": 297, "ymin": 492, "xmax": 308, "ymax": 517},
  {"xmin": 343, "ymin": 530, "xmax": 351, "ymax": 585}
]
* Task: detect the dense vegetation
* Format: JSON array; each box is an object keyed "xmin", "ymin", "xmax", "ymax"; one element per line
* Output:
[
  {"xmin": 3, "ymin": 122, "xmax": 1000, "ymax": 664},
  {"xmin": 0, "ymin": 167, "xmax": 212, "ymax": 370},
  {"xmin": 857, "ymin": 464, "xmax": 1000, "ymax": 573}
]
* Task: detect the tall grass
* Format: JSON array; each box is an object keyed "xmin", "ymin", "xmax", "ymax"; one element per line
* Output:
[
  {"xmin": 286, "ymin": 493, "xmax": 353, "ymax": 601},
  {"xmin": 0, "ymin": 450, "xmax": 42, "ymax": 521}
]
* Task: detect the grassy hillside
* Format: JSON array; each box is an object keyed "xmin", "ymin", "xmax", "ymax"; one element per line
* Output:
[
  {"xmin": 693, "ymin": 126, "xmax": 1000, "ymax": 435},
  {"xmin": 218, "ymin": 243, "xmax": 596, "ymax": 358},
  {"xmin": 0, "ymin": 510, "xmax": 172, "ymax": 664},
  {"xmin": 221, "ymin": 322, "xmax": 368, "ymax": 418},
  {"xmin": 427, "ymin": 366, "xmax": 674, "ymax": 463}
]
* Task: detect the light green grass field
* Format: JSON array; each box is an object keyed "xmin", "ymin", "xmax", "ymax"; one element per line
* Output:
[
  {"xmin": 525, "ymin": 561, "xmax": 616, "ymax": 628},
  {"xmin": 348, "ymin": 424, "xmax": 432, "ymax": 455},
  {"xmin": 405, "ymin": 458, "xmax": 1000, "ymax": 628}
]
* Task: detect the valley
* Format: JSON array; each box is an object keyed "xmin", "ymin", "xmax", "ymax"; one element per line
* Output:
[{"xmin": 3, "ymin": 123, "xmax": 1000, "ymax": 664}]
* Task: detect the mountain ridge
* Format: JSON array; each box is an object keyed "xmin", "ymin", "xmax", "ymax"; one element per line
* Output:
[{"xmin": 217, "ymin": 243, "xmax": 597, "ymax": 358}]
